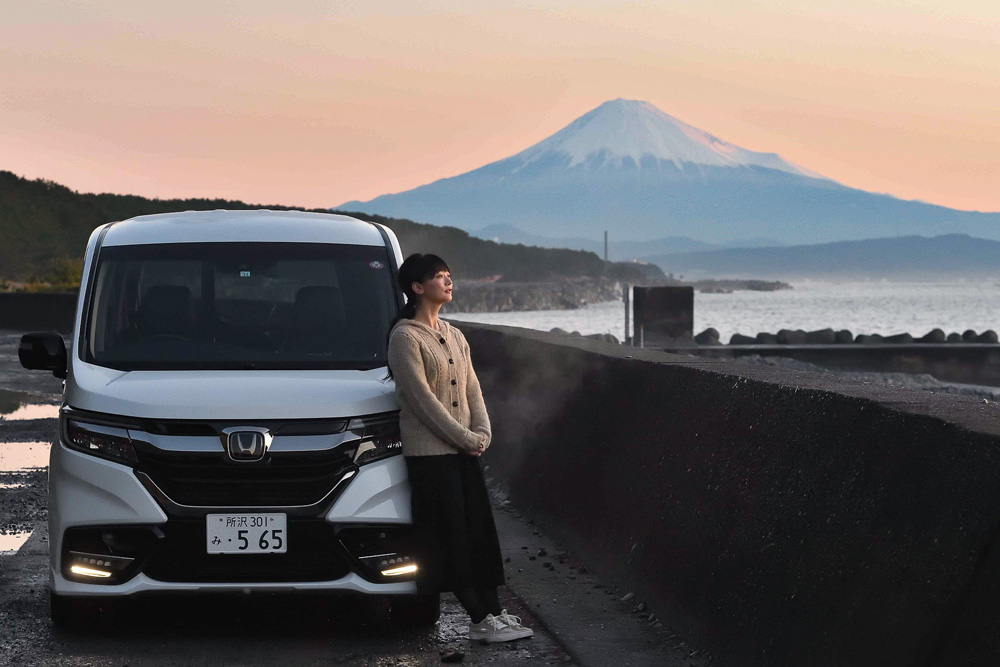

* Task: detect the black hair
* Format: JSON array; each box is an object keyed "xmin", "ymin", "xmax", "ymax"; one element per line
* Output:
[{"xmin": 385, "ymin": 253, "xmax": 451, "ymax": 380}]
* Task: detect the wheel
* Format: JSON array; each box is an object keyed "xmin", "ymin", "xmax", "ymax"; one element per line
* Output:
[
  {"xmin": 390, "ymin": 593, "xmax": 441, "ymax": 626},
  {"xmin": 50, "ymin": 591, "xmax": 82, "ymax": 627}
]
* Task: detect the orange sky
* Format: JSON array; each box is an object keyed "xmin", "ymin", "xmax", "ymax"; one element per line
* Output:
[{"xmin": 3, "ymin": 0, "xmax": 999, "ymax": 213}]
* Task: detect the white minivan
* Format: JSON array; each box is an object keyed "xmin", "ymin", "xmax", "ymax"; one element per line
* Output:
[{"xmin": 18, "ymin": 210, "xmax": 438, "ymax": 625}]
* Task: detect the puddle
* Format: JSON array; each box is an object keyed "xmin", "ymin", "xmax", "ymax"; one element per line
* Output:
[
  {"xmin": 0, "ymin": 530, "xmax": 33, "ymax": 555},
  {"xmin": 0, "ymin": 388, "xmax": 59, "ymax": 420},
  {"xmin": 0, "ymin": 403, "xmax": 60, "ymax": 420},
  {"xmin": 0, "ymin": 441, "xmax": 51, "ymax": 472}
]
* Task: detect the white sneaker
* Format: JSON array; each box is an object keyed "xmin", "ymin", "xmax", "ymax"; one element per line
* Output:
[
  {"xmin": 498, "ymin": 609, "xmax": 534, "ymax": 638},
  {"xmin": 468, "ymin": 613, "xmax": 533, "ymax": 642}
]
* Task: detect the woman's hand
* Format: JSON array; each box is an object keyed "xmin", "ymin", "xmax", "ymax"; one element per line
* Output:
[{"xmin": 464, "ymin": 434, "xmax": 487, "ymax": 456}]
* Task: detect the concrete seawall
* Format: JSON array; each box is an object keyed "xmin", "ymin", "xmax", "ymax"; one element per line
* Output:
[
  {"xmin": 459, "ymin": 321, "xmax": 1000, "ymax": 667},
  {"xmin": 0, "ymin": 293, "xmax": 77, "ymax": 333}
]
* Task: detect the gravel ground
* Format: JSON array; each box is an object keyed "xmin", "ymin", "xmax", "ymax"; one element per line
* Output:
[{"xmin": 0, "ymin": 467, "xmax": 46, "ymax": 538}]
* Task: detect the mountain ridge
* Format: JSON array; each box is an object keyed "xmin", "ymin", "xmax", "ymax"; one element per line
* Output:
[
  {"xmin": 472, "ymin": 223, "xmax": 785, "ymax": 258},
  {"xmin": 645, "ymin": 233, "xmax": 1000, "ymax": 279},
  {"xmin": 337, "ymin": 99, "xmax": 1000, "ymax": 244}
]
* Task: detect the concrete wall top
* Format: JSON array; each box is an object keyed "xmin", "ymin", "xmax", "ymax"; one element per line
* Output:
[{"xmin": 454, "ymin": 319, "xmax": 1000, "ymax": 440}]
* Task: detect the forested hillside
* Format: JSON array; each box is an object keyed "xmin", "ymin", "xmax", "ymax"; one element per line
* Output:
[{"xmin": 0, "ymin": 171, "xmax": 660, "ymax": 285}]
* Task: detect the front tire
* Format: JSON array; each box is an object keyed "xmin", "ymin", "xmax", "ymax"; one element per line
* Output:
[
  {"xmin": 390, "ymin": 593, "xmax": 441, "ymax": 626},
  {"xmin": 49, "ymin": 592, "xmax": 117, "ymax": 628},
  {"xmin": 50, "ymin": 592, "xmax": 81, "ymax": 627}
]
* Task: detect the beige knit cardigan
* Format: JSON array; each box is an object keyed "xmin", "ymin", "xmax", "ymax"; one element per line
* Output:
[{"xmin": 387, "ymin": 318, "xmax": 492, "ymax": 457}]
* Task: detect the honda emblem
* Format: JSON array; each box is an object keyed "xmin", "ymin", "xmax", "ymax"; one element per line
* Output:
[{"xmin": 222, "ymin": 428, "xmax": 271, "ymax": 462}]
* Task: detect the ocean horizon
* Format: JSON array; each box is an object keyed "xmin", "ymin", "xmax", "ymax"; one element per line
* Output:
[{"xmin": 446, "ymin": 279, "xmax": 1000, "ymax": 343}]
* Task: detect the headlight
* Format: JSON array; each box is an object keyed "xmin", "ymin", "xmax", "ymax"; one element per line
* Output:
[
  {"xmin": 349, "ymin": 413, "xmax": 402, "ymax": 465},
  {"xmin": 62, "ymin": 416, "xmax": 137, "ymax": 465},
  {"xmin": 354, "ymin": 435, "xmax": 402, "ymax": 465}
]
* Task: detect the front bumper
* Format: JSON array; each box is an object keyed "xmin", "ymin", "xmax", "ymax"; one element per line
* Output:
[
  {"xmin": 49, "ymin": 440, "xmax": 416, "ymax": 597},
  {"xmin": 51, "ymin": 570, "xmax": 416, "ymax": 597}
]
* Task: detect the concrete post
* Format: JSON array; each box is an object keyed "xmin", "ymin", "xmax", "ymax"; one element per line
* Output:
[{"xmin": 632, "ymin": 286, "xmax": 694, "ymax": 345}]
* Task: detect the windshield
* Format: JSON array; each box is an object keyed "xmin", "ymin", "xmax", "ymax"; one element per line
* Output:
[{"xmin": 83, "ymin": 242, "xmax": 399, "ymax": 370}]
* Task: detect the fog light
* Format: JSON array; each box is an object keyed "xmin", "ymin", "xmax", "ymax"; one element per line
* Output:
[
  {"xmin": 381, "ymin": 563, "xmax": 418, "ymax": 577},
  {"xmin": 69, "ymin": 565, "xmax": 113, "ymax": 578},
  {"xmin": 373, "ymin": 554, "xmax": 417, "ymax": 577},
  {"xmin": 66, "ymin": 550, "xmax": 135, "ymax": 583},
  {"xmin": 61, "ymin": 527, "xmax": 159, "ymax": 585},
  {"xmin": 339, "ymin": 526, "xmax": 420, "ymax": 581}
]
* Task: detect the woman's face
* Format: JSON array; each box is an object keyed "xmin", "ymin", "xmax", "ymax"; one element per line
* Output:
[{"xmin": 413, "ymin": 269, "xmax": 453, "ymax": 305}]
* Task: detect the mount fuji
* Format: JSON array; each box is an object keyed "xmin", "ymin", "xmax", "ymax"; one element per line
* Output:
[{"xmin": 337, "ymin": 99, "xmax": 1000, "ymax": 245}]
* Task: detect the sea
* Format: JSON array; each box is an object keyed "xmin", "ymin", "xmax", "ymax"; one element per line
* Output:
[{"xmin": 446, "ymin": 280, "xmax": 1000, "ymax": 343}]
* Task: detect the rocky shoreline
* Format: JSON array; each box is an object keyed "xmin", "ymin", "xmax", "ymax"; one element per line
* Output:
[
  {"xmin": 445, "ymin": 278, "xmax": 623, "ymax": 313},
  {"xmin": 693, "ymin": 327, "xmax": 999, "ymax": 346}
]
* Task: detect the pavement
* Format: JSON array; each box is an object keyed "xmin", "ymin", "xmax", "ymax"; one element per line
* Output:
[{"xmin": 490, "ymin": 486, "xmax": 712, "ymax": 667}]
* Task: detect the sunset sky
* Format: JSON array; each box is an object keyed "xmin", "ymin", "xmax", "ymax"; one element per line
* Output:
[{"xmin": 3, "ymin": 0, "xmax": 999, "ymax": 213}]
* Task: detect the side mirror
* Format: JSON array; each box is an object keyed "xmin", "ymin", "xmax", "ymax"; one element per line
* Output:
[{"xmin": 19, "ymin": 332, "xmax": 68, "ymax": 379}]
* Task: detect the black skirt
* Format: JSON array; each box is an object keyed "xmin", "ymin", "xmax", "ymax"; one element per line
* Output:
[{"xmin": 405, "ymin": 454, "xmax": 506, "ymax": 594}]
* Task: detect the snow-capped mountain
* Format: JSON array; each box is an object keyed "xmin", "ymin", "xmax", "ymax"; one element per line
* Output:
[
  {"xmin": 337, "ymin": 99, "xmax": 1000, "ymax": 245},
  {"xmin": 507, "ymin": 99, "xmax": 825, "ymax": 179}
]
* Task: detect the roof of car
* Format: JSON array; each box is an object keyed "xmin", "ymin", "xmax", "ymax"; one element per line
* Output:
[{"xmin": 101, "ymin": 210, "xmax": 385, "ymax": 247}]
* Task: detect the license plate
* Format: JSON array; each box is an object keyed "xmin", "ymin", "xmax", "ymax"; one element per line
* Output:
[{"xmin": 206, "ymin": 513, "xmax": 287, "ymax": 554}]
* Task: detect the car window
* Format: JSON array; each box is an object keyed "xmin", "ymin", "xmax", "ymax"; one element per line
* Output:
[{"xmin": 84, "ymin": 242, "xmax": 398, "ymax": 370}]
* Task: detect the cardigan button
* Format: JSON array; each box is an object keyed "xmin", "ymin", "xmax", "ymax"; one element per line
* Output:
[
  {"xmin": 439, "ymin": 337, "xmax": 445, "ymax": 344},
  {"xmin": 451, "ymin": 379, "xmax": 457, "ymax": 385},
  {"xmin": 452, "ymin": 401, "xmax": 459, "ymax": 407},
  {"xmin": 448, "ymin": 358, "xmax": 454, "ymax": 364}
]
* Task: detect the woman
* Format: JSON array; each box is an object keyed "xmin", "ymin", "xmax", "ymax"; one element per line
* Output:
[{"xmin": 387, "ymin": 253, "xmax": 533, "ymax": 643}]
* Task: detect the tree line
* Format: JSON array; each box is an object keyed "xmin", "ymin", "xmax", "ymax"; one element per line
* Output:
[{"xmin": 0, "ymin": 170, "xmax": 660, "ymax": 288}]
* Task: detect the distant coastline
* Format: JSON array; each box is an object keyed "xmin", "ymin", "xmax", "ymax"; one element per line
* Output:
[
  {"xmin": 445, "ymin": 279, "xmax": 621, "ymax": 313},
  {"xmin": 446, "ymin": 278, "xmax": 792, "ymax": 313}
]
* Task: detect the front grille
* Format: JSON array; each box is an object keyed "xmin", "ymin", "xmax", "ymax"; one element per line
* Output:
[
  {"xmin": 138, "ymin": 418, "xmax": 349, "ymax": 437},
  {"xmin": 142, "ymin": 519, "xmax": 351, "ymax": 583},
  {"xmin": 134, "ymin": 445, "xmax": 355, "ymax": 507}
]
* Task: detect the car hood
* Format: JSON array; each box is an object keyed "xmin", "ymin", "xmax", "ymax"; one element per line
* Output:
[{"xmin": 66, "ymin": 361, "xmax": 397, "ymax": 420}]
